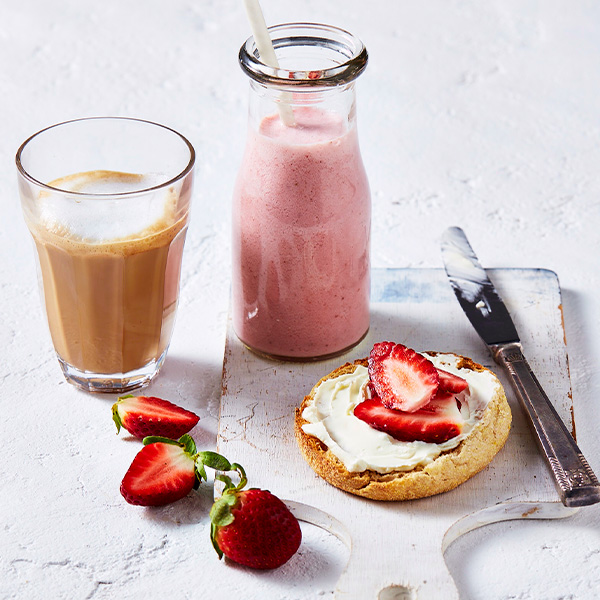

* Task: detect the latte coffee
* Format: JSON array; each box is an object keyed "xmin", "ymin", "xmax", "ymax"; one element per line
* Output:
[
  {"xmin": 25, "ymin": 169, "xmax": 191, "ymax": 390},
  {"xmin": 17, "ymin": 117, "xmax": 195, "ymax": 392}
]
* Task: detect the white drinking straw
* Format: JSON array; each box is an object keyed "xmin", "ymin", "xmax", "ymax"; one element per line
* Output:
[{"xmin": 243, "ymin": 0, "xmax": 296, "ymax": 126}]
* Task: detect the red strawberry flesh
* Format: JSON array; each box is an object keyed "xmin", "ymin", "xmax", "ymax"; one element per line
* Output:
[
  {"xmin": 113, "ymin": 395, "xmax": 199, "ymax": 439},
  {"xmin": 120, "ymin": 442, "xmax": 196, "ymax": 506},
  {"xmin": 368, "ymin": 342, "xmax": 440, "ymax": 412},
  {"xmin": 212, "ymin": 488, "xmax": 302, "ymax": 570},
  {"xmin": 436, "ymin": 368, "xmax": 468, "ymax": 393},
  {"xmin": 354, "ymin": 390, "xmax": 465, "ymax": 444}
]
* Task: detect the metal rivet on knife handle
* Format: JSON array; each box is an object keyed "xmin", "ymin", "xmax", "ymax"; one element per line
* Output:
[{"xmin": 441, "ymin": 226, "xmax": 600, "ymax": 508}]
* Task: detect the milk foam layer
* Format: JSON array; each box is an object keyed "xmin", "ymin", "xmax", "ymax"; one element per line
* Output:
[
  {"xmin": 38, "ymin": 171, "xmax": 178, "ymax": 242},
  {"xmin": 301, "ymin": 353, "xmax": 499, "ymax": 474}
]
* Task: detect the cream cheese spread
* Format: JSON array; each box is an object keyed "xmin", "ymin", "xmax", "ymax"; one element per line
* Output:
[{"xmin": 301, "ymin": 353, "xmax": 500, "ymax": 474}]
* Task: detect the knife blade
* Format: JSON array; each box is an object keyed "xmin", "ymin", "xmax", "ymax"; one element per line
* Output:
[{"xmin": 441, "ymin": 226, "xmax": 600, "ymax": 507}]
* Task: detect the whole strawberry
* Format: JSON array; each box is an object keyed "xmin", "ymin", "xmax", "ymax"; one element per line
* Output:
[
  {"xmin": 112, "ymin": 395, "xmax": 199, "ymax": 440},
  {"xmin": 210, "ymin": 467, "xmax": 302, "ymax": 570}
]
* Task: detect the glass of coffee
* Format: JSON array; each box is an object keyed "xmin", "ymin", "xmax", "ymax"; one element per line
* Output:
[{"xmin": 16, "ymin": 117, "xmax": 195, "ymax": 393}]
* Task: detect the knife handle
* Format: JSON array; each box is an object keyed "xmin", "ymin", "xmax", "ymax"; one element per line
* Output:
[{"xmin": 492, "ymin": 342, "xmax": 600, "ymax": 507}]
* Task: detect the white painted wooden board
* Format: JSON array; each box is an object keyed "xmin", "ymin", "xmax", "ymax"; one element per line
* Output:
[{"xmin": 218, "ymin": 268, "xmax": 578, "ymax": 599}]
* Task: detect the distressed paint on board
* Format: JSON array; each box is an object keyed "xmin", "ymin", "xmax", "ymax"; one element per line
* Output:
[{"xmin": 218, "ymin": 268, "xmax": 576, "ymax": 599}]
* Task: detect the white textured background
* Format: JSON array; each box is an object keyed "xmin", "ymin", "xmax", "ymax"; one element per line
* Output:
[{"xmin": 1, "ymin": 1, "xmax": 600, "ymax": 598}]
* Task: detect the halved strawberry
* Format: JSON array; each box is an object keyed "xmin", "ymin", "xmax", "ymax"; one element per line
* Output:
[
  {"xmin": 112, "ymin": 395, "xmax": 199, "ymax": 440},
  {"xmin": 368, "ymin": 342, "xmax": 440, "ymax": 412},
  {"xmin": 354, "ymin": 391, "xmax": 465, "ymax": 443},
  {"xmin": 120, "ymin": 434, "xmax": 201, "ymax": 506},
  {"xmin": 436, "ymin": 368, "xmax": 468, "ymax": 393}
]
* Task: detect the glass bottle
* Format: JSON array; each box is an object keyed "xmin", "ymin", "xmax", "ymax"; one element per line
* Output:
[{"xmin": 232, "ymin": 23, "xmax": 370, "ymax": 360}]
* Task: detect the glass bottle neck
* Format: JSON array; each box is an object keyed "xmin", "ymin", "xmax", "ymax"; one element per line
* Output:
[
  {"xmin": 240, "ymin": 22, "xmax": 366, "ymax": 133},
  {"xmin": 247, "ymin": 80, "xmax": 358, "ymax": 132}
]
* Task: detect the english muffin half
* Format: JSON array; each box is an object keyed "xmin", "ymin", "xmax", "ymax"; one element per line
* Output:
[{"xmin": 295, "ymin": 348, "xmax": 511, "ymax": 501}]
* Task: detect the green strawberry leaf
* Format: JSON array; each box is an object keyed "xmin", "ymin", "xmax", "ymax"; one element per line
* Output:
[
  {"xmin": 142, "ymin": 435, "xmax": 182, "ymax": 446},
  {"xmin": 196, "ymin": 461, "xmax": 208, "ymax": 482},
  {"xmin": 197, "ymin": 451, "xmax": 232, "ymax": 472},
  {"xmin": 210, "ymin": 523, "xmax": 224, "ymax": 559},
  {"xmin": 112, "ymin": 395, "xmax": 134, "ymax": 435},
  {"xmin": 111, "ymin": 405, "xmax": 122, "ymax": 434},
  {"xmin": 179, "ymin": 434, "xmax": 197, "ymax": 455},
  {"xmin": 209, "ymin": 494, "xmax": 236, "ymax": 528}
]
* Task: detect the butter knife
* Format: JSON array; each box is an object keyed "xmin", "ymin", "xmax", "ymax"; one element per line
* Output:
[{"xmin": 441, "ymin": 226, "xmax": 600, "ymax": 507}]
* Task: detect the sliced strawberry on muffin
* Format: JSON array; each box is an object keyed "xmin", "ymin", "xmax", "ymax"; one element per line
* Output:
[
  {"xmin": 368, "ymin": 342, "xmax": 440, "ymax": 412},
  {"xmin": 436, "ymin": 368, "xmax": 468, "ymax": 394},
  {"xmin": 354, "ymin": 390, "xmax": 465, "ymax": 444}
]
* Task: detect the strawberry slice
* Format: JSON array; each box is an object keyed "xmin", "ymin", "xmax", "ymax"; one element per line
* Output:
[
  {"xmin": 368, "ymin": 342, "xmax": 440, "ymax": 412},
  {"xmin": 354, "ymin": 391, "xmax": 465, "ymax": 443},
  {"xmin": 436, "ymin": 368, "xmax": 468, "ymax": 393},
  {"xmin": 120, "ymin": 435, "xmax": 200, "ymax": 506},
  {"xmin": 112, "ymin": 395, "xmax": 199, "ymax": 440}
]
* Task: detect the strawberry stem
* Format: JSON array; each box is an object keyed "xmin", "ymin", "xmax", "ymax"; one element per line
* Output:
[
  {"xmin": 215, "ymin": 473, "xmax": 234, "ymax": 489},
  {"xmin": 229, "ymin": 463, "xmax": 247, "ymax": 491}
]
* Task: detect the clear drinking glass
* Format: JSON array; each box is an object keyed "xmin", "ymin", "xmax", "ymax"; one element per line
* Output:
[
  {"xmin": 16, "ymin": 117, "xmax": 195, "ymax": 393},
  {"xmin": 232, "ymin": 23, "xmax": 371, "ymax": 361}
]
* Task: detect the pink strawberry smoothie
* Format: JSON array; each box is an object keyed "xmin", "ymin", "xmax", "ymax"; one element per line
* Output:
[{"xmin": 232, "ymin": 106, "xmax": 370, "ymax": 359}]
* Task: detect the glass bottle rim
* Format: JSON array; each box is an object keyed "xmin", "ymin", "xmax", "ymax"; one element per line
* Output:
[{"xmin": 239, "ymin": 22, "xmax": 368, "ymax": 88}]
